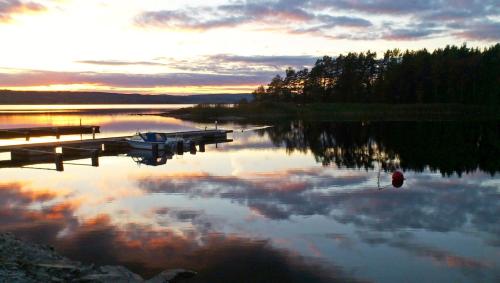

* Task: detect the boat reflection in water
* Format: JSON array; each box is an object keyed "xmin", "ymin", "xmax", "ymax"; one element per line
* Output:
[
  {"xmin": 127, "ymin": 135, "xmax": 221, "ymax": 166},
  {"xmin": 0, "ymin": 137, "xmax": 232, "ymax": 170},
  {"xmin": 128, "ymin": 149, "xmax": 174, "ymax": 166}
]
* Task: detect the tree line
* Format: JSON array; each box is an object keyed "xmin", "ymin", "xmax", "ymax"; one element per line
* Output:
[{"xmin": 253, "ymin": 44, "xmax": 500, "ymax": 104}]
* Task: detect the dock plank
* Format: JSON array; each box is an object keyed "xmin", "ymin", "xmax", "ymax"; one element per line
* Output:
[{"xmin": 0, "ymin": 125, "xmax": 100, "ymax": 139}]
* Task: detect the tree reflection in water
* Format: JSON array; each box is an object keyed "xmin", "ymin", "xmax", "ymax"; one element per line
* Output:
[{"xmin": 259, "ymin": 121, "xmax": 500, "ymax": 176}]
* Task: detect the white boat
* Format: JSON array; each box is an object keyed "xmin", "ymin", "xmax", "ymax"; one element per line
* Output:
[{"xmin": 126, "ymin": 132, "xmax": 185, "ymax": 150}]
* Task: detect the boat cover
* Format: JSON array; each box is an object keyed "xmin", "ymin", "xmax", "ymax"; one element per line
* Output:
[{"xmin": 141, "ymin": 133, "xmax": 166, "ymax": 142}]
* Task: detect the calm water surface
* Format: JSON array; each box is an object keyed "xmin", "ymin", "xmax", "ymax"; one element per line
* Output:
[
  {"xmin": 0, "ymin": 108, "xmax": 498, "ymax": 282},
  {"xmin": 0, "ymin": 104, "xmax": 194, "ymax": 113}
]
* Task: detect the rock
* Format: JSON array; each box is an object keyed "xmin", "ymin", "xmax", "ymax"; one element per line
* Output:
[
  {"xmin": 0, "ymin": 233, "xmax": 197, "ymax": 283},
  {"xmin": 146, "ymin": 269, "xmax": 197, "ymax": 283},
  {"xmin": 78, "ymin": 265, "xmax": 144, "ymax": 283},
  {"xmin": 35, "ymin": 263, "xmax": 80, "ymax": 270}
]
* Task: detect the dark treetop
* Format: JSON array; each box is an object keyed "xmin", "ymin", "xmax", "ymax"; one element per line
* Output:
[{"xmin": 253, "ymin": 44, "xmax": 500, "ymax": 105}]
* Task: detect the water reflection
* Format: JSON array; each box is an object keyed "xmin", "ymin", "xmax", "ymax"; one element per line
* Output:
[
  {"xmin": 138, "ymin": 169, "xmax": 499, "ymax": 236},
  {"xmin": 128, "ymin": 149, "xmax": 174, "ymax": 166},
  {"xmin": 258, "ymin": 121, "xmax": 500, "ymax": 176},
  {"xmin": 0, "ymin": 181, "xmax": 358, "ymax": 282},
  {"xmin": 0, "ymin": 114, "xmax": 498, "ymax": 283}
]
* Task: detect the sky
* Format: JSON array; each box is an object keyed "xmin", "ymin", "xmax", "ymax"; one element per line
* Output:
[{"xmin": 0, "ymin": 0, "xmax": 498, "ymax": 95}]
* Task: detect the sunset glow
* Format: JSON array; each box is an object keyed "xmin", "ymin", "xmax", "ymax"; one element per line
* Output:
[{"xmin": 0, "ymin": 0, "xmax": 498, "ymax": 94}]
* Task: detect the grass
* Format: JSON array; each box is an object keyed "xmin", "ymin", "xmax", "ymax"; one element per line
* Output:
[{"xmin": 165, "ymin": 102, "xmax": 500, "ymax": 122}]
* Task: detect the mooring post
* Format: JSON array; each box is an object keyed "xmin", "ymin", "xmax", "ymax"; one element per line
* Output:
[
  {"xmin": 92, "ymin": 127, "xmax": 96, "ymax": 140},
  {"xmin": 55, "ymin": 153, "xmax": 64, "ymax": 172},
  {"xmin": 190, "ymin": 142, "xmax": 197, "ymax": 155},
  {"xmin": 55, "ymin": 128, "xmax": 60, "ymax": 140},
  {"xmin": 25, "ymin": 132, "xmax": 30, "ymax": 142},
  {"xmin": 152, "ymin": 143, "xmax": 159, "ymax": 158},
  {"xmin": 177, "ymin": 141, "xmax": 184, "ymax": 155},
  {"xmin": 199, "ymin": 142, "xmax": 205, "ymax": 153},
  {"xmin": 91, "ymin": 149, "xmax": 99, "ymax": 167}
]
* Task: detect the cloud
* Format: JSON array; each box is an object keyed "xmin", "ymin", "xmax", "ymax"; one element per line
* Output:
[
  {"xmin": 136, "ymin": 54, "xmax": 318, "ymax": 74},
  {"xmin": 0, "ymin": 0, "xmax": 46, "ymax": 22},
  {"xmin": 2, "ymin": 54, "xmax": 323, "ymax": 89},
  {"xmin": 138, "ymin": 168, "xmax": 370, "ymax": 220},
  {"xmin": 321, "ymin": 0, "xmax": 434, "ymax": 15},
  {"xmin": 151, "ymin": 54, "xmax": 317, "ymax": 76},
  {"xmin": 77, "ymin": 60, "xmax": 167, "ymax": 66},
  {"xmin": 293, "ymin": 15, "xmax": 372, "ymax": 33},
  {"xmin": 138, "ymin": 169, "xmax": 500, "ymax": 238},
  {"xmin": 454, "ymin": 22, "xmax": 500, "ymax": 41},
  {"xmin": 0, "ymin": 69, "xmax": 273, "ymax": 87},
  {"xmin": 136, "ymin": 10, "xmax": 246, "ymax": 31},
  {"xmin": 382, "ymin": 28, "xmax": 439, "ymax": 41},
  {"xmin": 135, "ymin": 0, "xmax": 372, "ymax": 35},
  {"xmin": 357, "ymin": 231, "xmax": 493, "ymax": 276},
  {"xmin": 330, "ymin": 178, "xmax": 500, "ymax": 236},
  {"xmin": 320, "ymin": 0, "xmax": 499, "ymax": 17},
  {"xmin": 135, "ymin": 167, "xmax": 500, "ymax": 279},
  {"xmin": 390, "ymin": 241, "xmax": 491, "ymax": 270},
  {"xmin": 318, "ymin": 0, "xmax": 500, "ymax": 41},
  {"xmin": 135, "ymin": 0, "xmax": 499, "ymax": 42},
  {"xmin": 208, "ymin": 54, "xmax": 318, "ymax": 69}
]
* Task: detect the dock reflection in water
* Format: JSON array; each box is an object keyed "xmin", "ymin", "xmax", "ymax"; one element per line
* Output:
[
  {"xmin": 0, "ymin": 136, "xmax": 232, "ymax": 170},
  {"xmin": 0, "ymin": 112, "xmax": 498, "ymax": 283}
]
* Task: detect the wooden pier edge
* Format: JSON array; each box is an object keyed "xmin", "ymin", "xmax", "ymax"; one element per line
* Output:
[{"xmin": 0, "ymin": 129, "xmax": 232, "ymax": 171}]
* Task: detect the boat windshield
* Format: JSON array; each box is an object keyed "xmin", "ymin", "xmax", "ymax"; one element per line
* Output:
[{"xmin": 142, "ymin": 133, "xmax": 166, "ymax": 142}]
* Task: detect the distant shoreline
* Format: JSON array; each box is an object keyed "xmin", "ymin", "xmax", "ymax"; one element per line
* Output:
[
  {"xmin": 164, "ymin": 102, "xmax": 500, "ymax": 122},
  {"xmin": 0, "ymin": 90, "xmax": 252, "ymax": 105}
]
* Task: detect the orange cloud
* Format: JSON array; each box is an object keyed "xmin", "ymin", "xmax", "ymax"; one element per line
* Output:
[{"xmin": 0, "ymin": 0, "xmax": 46, "ymax": 23}]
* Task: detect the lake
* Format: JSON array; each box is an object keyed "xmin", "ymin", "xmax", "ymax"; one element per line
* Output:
[{"xmin": 0, "ymin": 106, "xmax": 498, "ymax": 282}]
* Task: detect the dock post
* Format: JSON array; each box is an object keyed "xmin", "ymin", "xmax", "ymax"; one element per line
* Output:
[
  {"xmin": 25, "ymin": 132, "xmax": 30, "ymax": 142},
  {"xmin": 199, "ymin": 143, "xmax": 205, "ymax": 153},
  {"xmin": 176, "ymin": 141, "xmax": 184, "ymax": 155},
  {"xmin": 152, "ymin": 144, "xmax": 159, "ymax": 158},
  {"xmin": 55, "ymin": 128, "xmax": 60, "ymax": 140},
  {"xmin": 91, "ymin": 149, "xmax": 99, "ymax": 167},
  {"xmin": 92, "ymin": 127, "xmax": 96, "ymax": 139},
  {"xmin": 55, "ymin": 153, "xmax": 64, "ymax": 172},
  {"xmin": 190, "ymin": 142, "xmax": 197, "ymax": 155}
]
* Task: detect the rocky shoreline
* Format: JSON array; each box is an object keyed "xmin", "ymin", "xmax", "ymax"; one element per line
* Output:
[{"xmin": 0, "ymin": 233, "xmax": 196, "ymax": 283}]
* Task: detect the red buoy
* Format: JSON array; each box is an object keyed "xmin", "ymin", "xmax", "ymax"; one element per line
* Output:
[{"xmin": 392, "ymin": 171, "xmax": 405, "ymax": 188}]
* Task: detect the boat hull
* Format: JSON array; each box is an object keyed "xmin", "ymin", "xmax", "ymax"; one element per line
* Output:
[{"xmin": 127, "ymin": 140, "xmax": 168, "ymax": 150}]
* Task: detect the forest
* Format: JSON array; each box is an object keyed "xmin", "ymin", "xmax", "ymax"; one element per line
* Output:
[{"xmin": 253, "ymin": 44, "xmax": 500, "ymax": 104}]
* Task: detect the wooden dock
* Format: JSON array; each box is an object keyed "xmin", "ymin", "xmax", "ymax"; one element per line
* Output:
[
  {"xmin": 0, "ymin": 125, "xmax": 100, "ymax": 140},
  {"xmin": 0, "ymin": 129, "xmax": 233, "ymax": 171},
  {"xmin": 0, "ymin": 136, "xmax": 129, "ymax": 153},
  {"xmin": 157, "ymin": 129, "xmax": 232, "ymax": 140}
]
